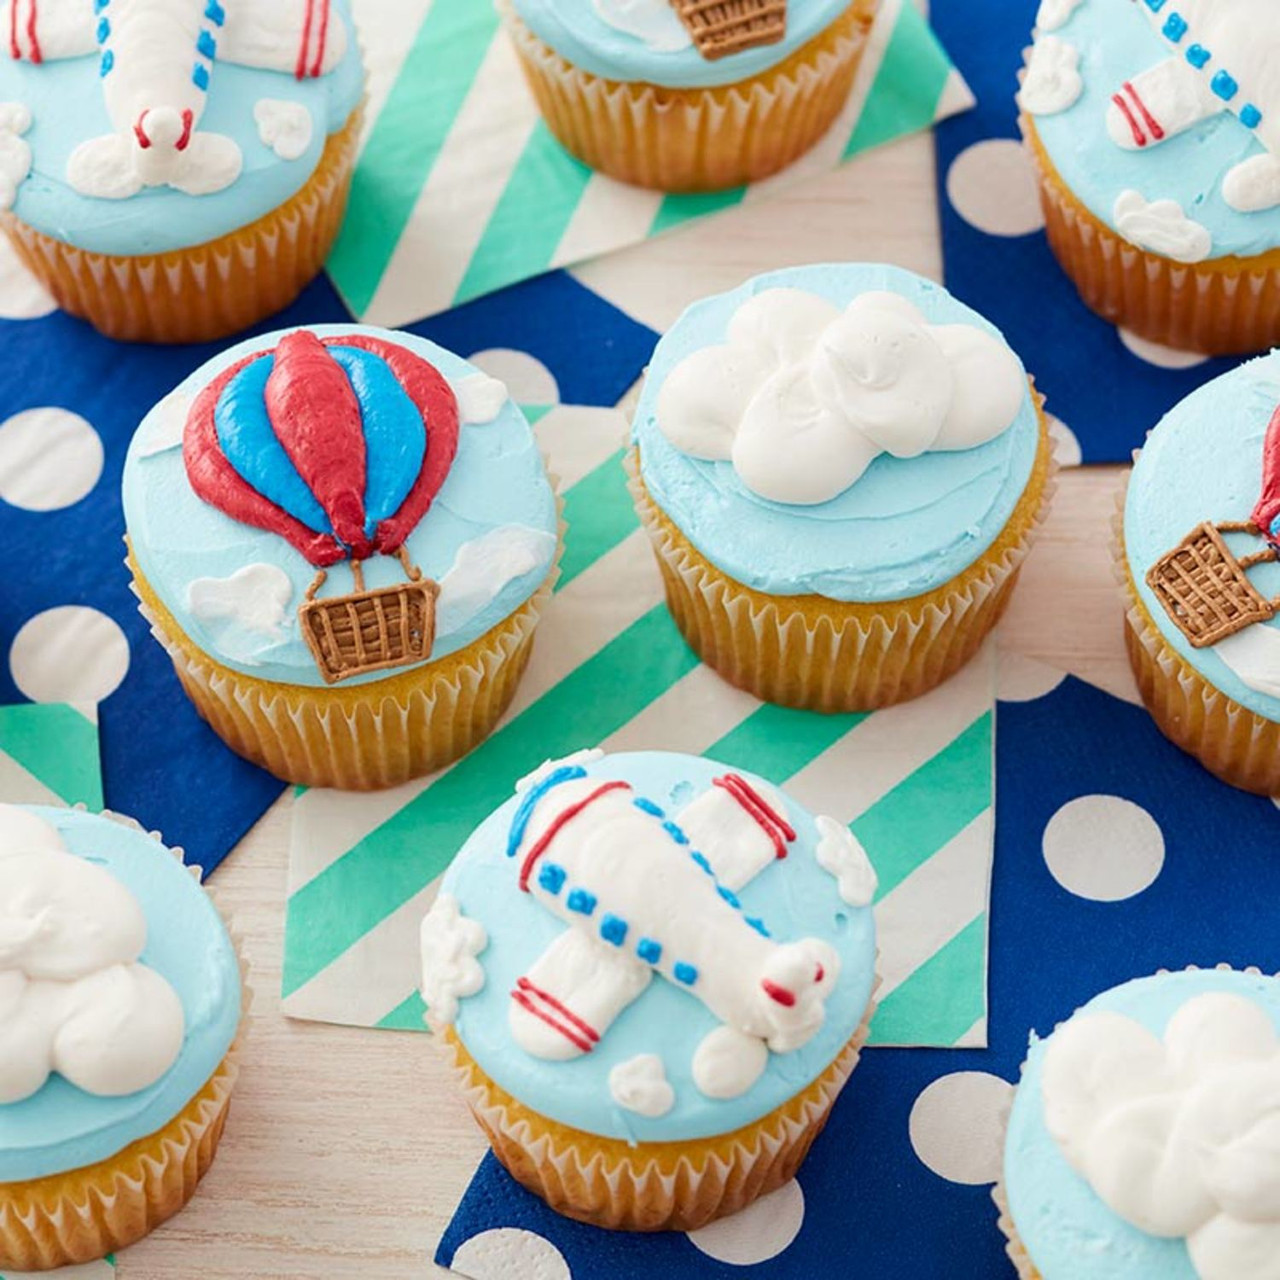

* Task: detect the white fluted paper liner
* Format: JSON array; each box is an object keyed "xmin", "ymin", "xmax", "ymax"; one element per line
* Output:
[
  {"xmin": 626, "ymin": 412, "xmax": 1056, "ymax": 712},
  {"xmin": 0, "ymin": 817, "xmax": 249, "ymax": 1271},
  {"xmin": 499, "ymin": 0, "xmax": 875, "ymax": 193}
]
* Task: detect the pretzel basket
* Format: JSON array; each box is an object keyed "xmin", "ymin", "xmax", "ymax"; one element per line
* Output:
[
  {"xmin": 670, "ymin": 0, "xmax": 787, "ymax": 58},
  {"xmin": 300, "ymin": 548, "xmax": 441, "ymax": 685},
  {"xmin": 1146, "ymin": 520, "xmax": 1279, "ymax": 649}
]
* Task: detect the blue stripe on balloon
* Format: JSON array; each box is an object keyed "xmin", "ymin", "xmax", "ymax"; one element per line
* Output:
[
  {"xmin": 214, "ymin": 356, "xmax": 333, "ymax": 537},
  {"xmin": 327, "ymin": 346, "xmax": 427, "ymax": 539}
]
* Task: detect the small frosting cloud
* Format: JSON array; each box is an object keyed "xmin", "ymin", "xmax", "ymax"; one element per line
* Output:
[
  {"xmin": 420, "ymin": 893, "xmax": 487, "ymax": 1027},
  {"xmin": 609, "ymin": 1053, "xmax": 675, "ymax": 1117},
  {"xmin": 435, "ymin": 525, "xmax": 556, "ymax": 640},
  {"xmin": 254, "ymin": 99, "xmax": 314, "ymax": 162},
  {"xmin": 454, "ymin": 372, "xmax": 510, "ymax": 426},
  {"xmin": 187, "ymin": 563, "xmax": 294, "ymax": 665},
  {"xmin": 1018, "ymin": 36, "xmax": 1083, "ymax": 115},
  {"xmin": 0, "ymin": 102, "xmax": 31, "ymax": 211},
  {"xmin": 656, "ymin": 288, "xmax": 1027, "ymax": 506},
  {"xmin": 591, "ymin": 0, "xmax": 692, "ymax": 52},
  {"xmin": 814, "ymin": 816, "xmax": 878, "ymax": 907},
  {"xmin": 1035, "ymin": 0, "xmax": 1084, "ymax": 32},
  {"xmin": 1043, "ymin": 993, "xmax": 1280, "ymax": 1280},
  {"xmin": 1113, "ymin": 190, "xmax": 1212, "ymax": 264},
  {"xmin": 137, "ymin": 390, "xmax": 193, "ymax": 459}
]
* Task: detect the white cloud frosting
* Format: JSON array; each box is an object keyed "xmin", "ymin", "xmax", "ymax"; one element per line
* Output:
[
  {"xmin": 254, "ymin": 99, "xmax": 314, "ymax": 161},
  {"xmin": 0, "ymin": 102, "xmax": 31, "ymax": 211},
  {"xmin": 1035, "ymin": 0, "xmax": 1085, "ymax": 32},
  {"xmin": 609, "ymin": 1053, "xmax": 675, "ymax": 1117},
  {"xmin": 1043, "ymin": 993, "xmax": 1280, "ymax": 1280},
  {"xmin": 655, "ymin": 288, "xmax": 1027, "ymax": 506},
  {"xmin": 454, "ymin": 372, "xmax": 510, "ymax": 426},
  {"xmin": 1019, "ymin": 36, "xmax": 1083, "ymax": 116},
  {"xmin": 0, "ymin": 805, "xmax": 185, "ymax": 1104},
  {"xmin": 1113, "ymin": 190, "xmax": 1212, "ymax": 263},
  {"xmin": 591, "ymin": 0, "xmax": 692, "ymax": 52},
  {"xmin": 187, "ymin": 563, "xmax": 294, "ymax": 664},
  {"xmin": 419, "ymin": 893, "xmax": 487, "ymax": 1027},
  {"xmin": 814, "ymin": 816, "xmax": 878, "ymax": 907},
  {"xmin": 435, "ymin": 525, "xmax": 557, "ymax": 640}
]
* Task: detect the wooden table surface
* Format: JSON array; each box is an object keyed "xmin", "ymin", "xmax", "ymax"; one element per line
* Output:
[{"xmin": 118, "ymin": 127, "xmax": 1137, "ymax": 1280}]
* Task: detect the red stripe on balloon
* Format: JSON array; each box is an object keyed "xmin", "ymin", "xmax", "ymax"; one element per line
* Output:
[{"xmin": 1251, "ymin": 402, "xmax": 1280, "ymax": 540}]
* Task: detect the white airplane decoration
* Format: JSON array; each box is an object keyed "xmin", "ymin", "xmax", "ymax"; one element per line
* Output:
[
  {"xmin": 1107, "ymin": 0, "xmax": 1280, "ymax": 213},
  {"xmin": 506, "ymin": 757, "xmax": 843, "ymax": 1100},
  {"xmin": 2, "ymin": 0, "xmax": 346, "ymax": 198}
]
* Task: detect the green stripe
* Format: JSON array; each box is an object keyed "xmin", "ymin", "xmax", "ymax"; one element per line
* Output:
[
  {"xmin": 853, "ymin": 712, "xmax": 993, "ymax": 900},
  {"xmin": 706, "ymin": 704, "xmax": 867, "ymax": 783},
  {"xmin": 867, "ymin": 914, "xmax": 987, "ymax": 1046},
  {"xmin": 651, "ymin": 187, "xmax": 747, "ymax": 237},
  {"xmin": 376, "ymin": 989, "xmax": 428, "ymax": 1031},
  {"xmin": 521, "ymin": 404, "xmax": 554, "ymax": 426},
  {"xmin": 327, "ymin": 0, "xmax": 499, "ymax": 316},
  {"xmin": 557, "ymin": 450, "xmax": 639, "ymax": 590},
  {"xmin": 455, "ymin": 122, "xmax": 593, "ymax": 306},
  {"xmin": 844, "ymin": 2, "xmax": 953, "ymax": 159},
  {"xmin": 0, "ymin": 703, "xmax": 102, "ymax": 808},
  {"xmin": 283, "ymin": 605, "xmax": 699, "ymax": 997}
]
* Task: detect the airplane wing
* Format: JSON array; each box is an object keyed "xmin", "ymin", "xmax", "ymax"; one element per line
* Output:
[
  {"xmin": 1107, "ymin": 56, "xmax": 1219, "ymax": 151},
  {"xmin": 217, "ymin": 0, "xmax": 348, "ymax": 79},
  {"xmin": 3, "ymin": 0, "xmax": 96, "ymax": 63},
  {"xmin": 509, "ymin": 927, "xmax": 651, "ymax": 1061},
  {"xmin": 676, "ymin": 773, "xmax": 796, "ymax": 892}
]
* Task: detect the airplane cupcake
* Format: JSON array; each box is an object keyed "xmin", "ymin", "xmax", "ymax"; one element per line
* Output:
[
  {"xmin": 630, "ymin": 263, "xmax": 1053, "ymax": 712},
  {"xmin": 1019, "ymin": 0, "xmax": 1280, "ymax": 354},
  {"xmin": 123, "ymin": 325, "xmax": 561, "ymax": 789},
  {"xmin": 500, "ymin": 0, "xmax": 879, "ymax": 192},
  {"xmin": 0, "ymin": 0, "xmax": 365, "ymax": 342},
  {"xmin": 998, "ymin": 968, "xmax": 1280, "ymax": 1279},
  {"xmin": 419, "ymin": 749, "xmax": 879, "ymax": 1230},
  {"xmin": 0, "ymin": 804, "xmax": 243, "ymax": 1269}
]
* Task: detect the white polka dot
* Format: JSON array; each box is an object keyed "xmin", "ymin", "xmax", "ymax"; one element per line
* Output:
[
  {"xmin": 1118, "ymin": 328, "xmax": 1210, "ymax": 370},
  {"xmin": 467, "ymin": 349, "xmax": 561, "ymax": 407},
  {"xmin": 687, "ymin": 1180, "xmax": 805, "ymax": 1265},
  {"xmin": 909, "ymin": 1071, "xmax": 1014, "ymax": 1185},
  {"xmin": 1046, "ymin": 414, "xmax": 1082, "ymax": 468},
  {"xmin": 450, "ymin": 1228, "xmax": 570, "ymax": 1280},
  {"xmin": 1042, "ymin": 795, "xmax": 1165, "ymax": 901},
  {"xmin": 0, "ymin": 408, "xmax": 103, "ymax": 511},
  {"xmin": 10, "ymin": 607, "xmax": 130, "ymax": 705},
  {"xmin": 946, "ymin": 139, "xmax": 1045, "ymax": 237},
  {"xmin": 997, "ymin": 650, "xmax": 1067, "ymax": 702},
  {"xmin": 0, "ymin": 234, "xmax": 55, "ymax": 319}
]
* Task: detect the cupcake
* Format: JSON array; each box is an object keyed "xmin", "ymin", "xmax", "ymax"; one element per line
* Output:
[
  {"xmin": 0, "ymin": 804, "xmax": 243, "ymax": 1270},
  {"xmin": 998, "ymin": 967, "xmax": 1280, "ymax": 1280},
  {"xmin": 500, "ymin": 0, "xmax": 878, "ymax": 192},
  {"xmin": 630, "ymin": 263, "xmax": 1053, "ymax": 712},
  {"xmin": 123, "ymin": 325, "xmax": 561, "ymax": 790},
  {"xmin": 419, "ymin": 749, "xmax": 879, "ymax": 1231},
  {"xmin": 1119, "ymin": 350, "xmax": 1280, "ymax": 795},
  {"xmin": 1018, "ymin": 0, "xmax": 1280, "ymax": 356},
  {"xmin": 0, "ymin": 0, "xmax": 364, "ymax": 343}
]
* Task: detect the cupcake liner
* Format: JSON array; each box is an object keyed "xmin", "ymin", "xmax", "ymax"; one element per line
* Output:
[
  {"xmin": 440, "ymin": 978, "xmax": 878, "ymax": 1232},
  {"xmin": 500, "ymin": 0, "xmax": 876, "ymax": 193},
  {"xmin": 1021, "ymin": 113, "xmax": 1280, "ymax": 357},
  {"xmin": 0, "ymin": 106, "xmax": 363, "ymax": 345},
  {"xmin": 1112, "ymin": 485, "xmax": 1280, "ymax": 796},
  {"xmin": 627, "ymin": 400, "xmax": 1055, "ymax": 712},
  {"xmin": 0, "ymin": 824, "xmax": 250, "ymax": 1271}
]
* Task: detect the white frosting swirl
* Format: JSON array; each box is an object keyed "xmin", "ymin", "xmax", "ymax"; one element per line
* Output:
[
  {"xmin": 608, "ymin": 1053, "xmax": 675, "ymax": 1117},
  {"xmin": 1019, "ymin": 36, "xmax": 1083, "ymax": 116},
  {"xmin": 0, "ymin": 805, "xmax": 185, "ymax": 1104},
  {"xmin": 1043, "ymin": 993, "xmax": 1280, "ymax": 1280},
  {"xmin": 590, "ymin": 0, "xmax": 692, "ymax": 52},
  {"xmin": 419, "ymin": 893, "xmax": 488, "ymax": 1027},
  {"xmin": 1113, "ymin": 190, "xmax": 1213, "ymax": 263},
  {"xmin": 814, "ymin": 816, "xmax": 878, "ymax": 907}
]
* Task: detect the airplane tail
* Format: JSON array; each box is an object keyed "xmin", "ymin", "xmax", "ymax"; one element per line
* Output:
[{"xmin": 758, "ymin": 939, "xmax": 841, "ymax": 1053}]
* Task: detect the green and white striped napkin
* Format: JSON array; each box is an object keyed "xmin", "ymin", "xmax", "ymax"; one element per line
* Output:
[
  {"xmin": 0, "ymin": 702, "xmax": 102, "ymax": 810},
  {"xmin": 1, "ymin": 1261, "xmax": 114, "ymax": 1280},
  {"xmin": 282, "ymin": 401, "xmax": 995, "ymax": 1049},
  {"xmin": 330, "ymin": 0, "xmax": 972, "ymax": 325}
]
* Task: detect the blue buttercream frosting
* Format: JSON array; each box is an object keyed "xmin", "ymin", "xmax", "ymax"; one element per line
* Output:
[
  {"xmin": 509, "ymin": 0, "xmax": 852, "ymax": 89},
  {"xmin": 122, "ymin": 325, "xmax": 559, "ymax": 690},
  {"xmin": 633, "ymin": 264, "xmax": 1043, "ymax": 603},
  {"xmin": 0, "ymin": 1, "xmax": 363, "ymax": 256},
  {"xmin": 443, "ymin": 751, "xmax": 877, "ymax": 1144},
  {"xmin": 0, "ymin": 808, "xmax": 241, "ymax": 1184},
  {"xmin": 1027, "ymin": 0, "xmax": 1280, "ymax": 260},
  {"xmin": 1125, "ymin": 350, "xmax": 1280, "ymax": 723},
  {"xmin": 1004, "ymin": 969, "xmax": 1280, "ymax": 1280}
]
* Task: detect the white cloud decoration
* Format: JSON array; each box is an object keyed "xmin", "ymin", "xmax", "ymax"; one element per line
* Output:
[
  {"xmin": 655, "ymin": 289, "xmax": 1027, "ymax": 506},
  {"xmin": 1043, "ymin": 992, "xmax": 1280, "ymax": 1280},
  {"xmin": 0, "ymin": 805, "xmax": 185, "ymax": 1104}
]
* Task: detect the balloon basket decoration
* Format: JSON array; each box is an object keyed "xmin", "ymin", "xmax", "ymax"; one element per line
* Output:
[
  {"xmin": 301, "ymin": 547, "xmax": 442, "ymax": 685},
  {"xmin": 670, "ymin": 0, "xmax": 788, "ymax": 59}
]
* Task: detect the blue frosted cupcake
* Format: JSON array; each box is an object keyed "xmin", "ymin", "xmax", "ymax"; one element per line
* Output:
[
  {"xmin": 500, "ymin": 0, "xmax": 878, "ymax": 191},
  {"xmin": 419, "ymin": 749, "xmax": 879, "ymax": 1230},
  {"xmin": 0, "ymin": 0, "xmax": 365, "ymax": 341},
  {"xmin": 630, "ymin": 263, "xmax": 1053, "ymax": 711},
  {"xmin": 0, "ymin": 804, "xmax": 242, "ymax": 1270},
  {"xmin": 999, "ymin": 968, "xmax": 1280, "ymax": 1280},
  {"xmin": 1121, "ymin": 349, "xmax": 1280, "ymax": 795}
]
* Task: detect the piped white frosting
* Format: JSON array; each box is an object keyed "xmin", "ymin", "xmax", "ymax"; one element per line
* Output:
[
  {"xmin": 254, "ymin": 98, "xmax": 313, "ymax": 161},
  {"xmin": 419, "ymin": 893, "xmax": 487, "ymax": 1026},
  {"xmin": 814, "ymin": 816, "xmax": 878, "ymax": 908},
  {"xmin": 1019, "ymin": 36, "xmax": 1083, "ymax": 116},
  {"xmin": 608, "ymin": 1053, "xmax": 675, "ymax": 1117},
  {"xmin": 1113, "ymin": 190, "xmax": 1213, "ymax": 263},
  {"xmin": 590, "ymin": 0, "xmax": 692, "ymax": 53},
  {"xmin": 1035, "ymin": 0, "xmax": 1085, "ymax": 33}
]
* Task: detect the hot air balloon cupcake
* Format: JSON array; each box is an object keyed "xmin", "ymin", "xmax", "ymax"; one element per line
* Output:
[
  {"xmin": 0, "ymin": 0, "xmax": 365, "ymax": 343},
  {"xmin": 630, "ymin": 263, "xmax": 1054, "ymax": 712},
  {"xmin": 123, "ymin": 326, "xmax": 561, "ymax": 790},
  {"xmin": 0, "ymin": 804, "xmax": 244, "ymax": 1269},
  {"xmin": 1120, "ymin": 350, "xmax": 1280, "ymax": 795},
  {"xmin": 500, "ymin": 0, "xmax": 878, "ymax": 192}
]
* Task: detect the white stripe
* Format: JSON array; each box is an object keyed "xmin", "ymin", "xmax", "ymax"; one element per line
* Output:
[
  {"xmin": 784, "ymin": 644, "xmax": 994, "ymax": 823},
  {"xmin": 599, "ymin": 666, "xmax": 761, "ymax": 756},
  {"xmin": 0, "ymin": 751, "xmax": 64, "ymax": 806},
  {"xmin": 534, "ymin": 405, "xmax": 629, "ymax": 491},
  {"xmin": 873, "ymin": 811, "xmax": 992, "ymax": 1000},
  {"xmin": 363, "ymin": 30, "xmax": 537, "ymax": 325},
  {"xmin": 551, "ymin": 176, "xmax": 665, "ymax": 269},
  {"xmin": 953, "ymin": 1016, "xmax": 988, "ymax": 1048},
  {"xmin": 350, "ymin": 0, "xmax": 437, "ymax": 138},
  {"xmin": 934, "ymin": 66, "xmax": 977, "ymax": 120}
]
